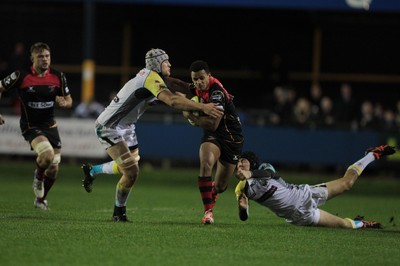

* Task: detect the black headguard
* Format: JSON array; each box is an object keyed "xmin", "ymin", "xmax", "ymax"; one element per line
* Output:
[{"xmin": 240, "ymin": 151, "xmax": 260, "ymax": 170}]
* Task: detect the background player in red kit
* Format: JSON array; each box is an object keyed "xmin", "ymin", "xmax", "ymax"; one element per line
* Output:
[{"xmin": 0, "ymin": 42, "xmax": 73, "ymax": 210}]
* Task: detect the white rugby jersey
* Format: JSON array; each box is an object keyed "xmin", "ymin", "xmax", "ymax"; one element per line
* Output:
[
  {"xmin": 96, "ymin": 68, "xmax": 169, "ymax": 128},
  {"xmin": 238, "ymin": 174, "xmax": 328, "ymax": 226},
  {"xmin": 245, "ymin": 177, "xmax": 313, "ymax": 222}
]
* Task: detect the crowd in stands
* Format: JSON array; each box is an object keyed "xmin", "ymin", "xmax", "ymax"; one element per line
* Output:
[
  {"xmin": 244, "ymin": 82, "xmax": 400, "ymax": 133},
  {"xmin": 1, "ymin": 44, "xmax": 398, "ymax": 133}
]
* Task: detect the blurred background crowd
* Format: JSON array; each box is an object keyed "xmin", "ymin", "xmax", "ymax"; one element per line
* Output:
[
  {"xmin": 1, "ymin": 41, "xmax": 399, "ymax": 133},
  {"xmin": 1, "ymin": 0, "xmax": 400, "ymax": 171}
]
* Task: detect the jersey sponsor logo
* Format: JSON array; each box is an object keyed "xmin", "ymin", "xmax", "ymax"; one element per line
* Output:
[
  {"xmin": 28, "ymin": 101, "xmax": 55, "ymax": 109},
  {"xmin": 49, "ymin": 85, "xmax": 56, "ymax": 92},
  {"xmin": 210, "ymin": 91, "xmax": 224, "ymax": 105}
]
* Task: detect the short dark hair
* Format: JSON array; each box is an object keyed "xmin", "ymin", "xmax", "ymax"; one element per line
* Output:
[
  {"xmin": 190, "ymin": 60, "xmax": 210, "ymax": 73},
  {"xmin": 30, "ymin": 42, "xmax": 50, "ymax": 54}
]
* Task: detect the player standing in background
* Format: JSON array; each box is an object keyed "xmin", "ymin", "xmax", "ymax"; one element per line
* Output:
[
  {"xmin": 0, "ymin": 42, "xmax": 73, "ymax": 210},
  {"xmin": 182, "ymin": 60, "xmax": 244, "ymax": 225},
  {"xmin": 81, "ymin": 49, "xmax": 223, "ymax": 222},
  {"xmin": 234, "ymin": 145, "xmax": 396, "ymax": 229}
]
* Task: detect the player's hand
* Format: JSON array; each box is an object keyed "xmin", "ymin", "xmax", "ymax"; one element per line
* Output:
[
  {"xmin": 182, "ymin": 110, "xmax": 190, "ymax": 119},
  {"xmin": 238, "ymin": 193, "xmax": 248, "ymax": 209},
  {"xmin": 0, "ymin": 114, "xmax": 5, "ymax": 125},
  {"xmin": 56, "ymin": 96, "xmax": 67, "ymax": 108},
  {"xmin": 202, "ymin": 103, "xmax": 223, "ymax": 119},
  {"xmin": 56, "ymin": 96, "xmax": 73, "ymax": 109}
]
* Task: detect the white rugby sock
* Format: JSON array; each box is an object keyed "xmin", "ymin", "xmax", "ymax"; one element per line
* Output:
[
  {"xmin": 347, "ymin": 153, "xmax": 375, "ymax": 175},
  {"xmin": 345, "ymin": 218, "xmax": 364, "ymax": 229}
]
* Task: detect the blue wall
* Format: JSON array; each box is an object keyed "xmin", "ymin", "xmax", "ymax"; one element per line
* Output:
[
  {"xmin": 93, "ymin": 0, "xmax": 400, "ymax": 12},
  {"xmin": 136, "ymin": 122, "xmax": 398, "ymax": 166}
]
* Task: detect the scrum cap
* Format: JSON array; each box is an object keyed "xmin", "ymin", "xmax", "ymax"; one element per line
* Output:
[
  {"xmin": 145, "ymin": 48, "xmax": 169, "ymax": 73},
  {"xmin": 240, "ymin": 151, "xmax": 260, "ymax": 170}
]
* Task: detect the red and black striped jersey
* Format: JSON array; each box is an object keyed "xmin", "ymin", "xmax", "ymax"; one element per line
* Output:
[
  {"xmin": 1, "ymin": 66, "xmax": 70, "ymax": 130},
  {"xmin": 192, "ymin": 76, "xmax": 243, "ymax": 143}
]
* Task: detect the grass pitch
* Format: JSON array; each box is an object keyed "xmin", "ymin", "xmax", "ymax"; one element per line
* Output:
[{"xmin": 0, "ymin": 160, "xmax": 399, "ymax": 266}]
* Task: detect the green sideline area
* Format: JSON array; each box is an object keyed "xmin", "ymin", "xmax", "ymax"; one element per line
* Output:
[{"xmin": 0, "ymin": 161, "xmax": 399, "ymax": 266}]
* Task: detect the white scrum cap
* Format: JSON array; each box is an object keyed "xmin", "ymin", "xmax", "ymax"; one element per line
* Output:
[{"xmin": 145, "ymin": 48, "xmax": 169, "ymax": 73}]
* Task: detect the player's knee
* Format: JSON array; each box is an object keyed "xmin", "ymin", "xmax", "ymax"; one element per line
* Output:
[
  {"xmin": 341, "ymin": 178, "xmax": 354, "ymax": 192},
  {"xmin": 115, "ymin": 151, "xmax": 140, "ymax": 182},
  {"xmin": 37, "ymin": 153, "xmax": 54, "ymax": 168},
  {"xmin": 214, "ymin": 184, "xmax": 227, "ymax": 193},
  {"xmin": 35, "ymin": 141, "xmax": 54, "ymax": 168},
  {"xmin": 119, "ymin": 163, "xmax": 139, "ymax": 182}
]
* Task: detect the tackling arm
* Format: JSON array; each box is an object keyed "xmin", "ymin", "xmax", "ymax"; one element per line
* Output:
[
  {"xmin": 164, "ymin": 76, "xmax": 194, "ymax": 94},
  {"xmin": 183, "ymin": 111, "xmax": 221, "ymax": 131},
  {"xmin": 158, "ymin": 90, "xmax": 223, "ymax": 118}
]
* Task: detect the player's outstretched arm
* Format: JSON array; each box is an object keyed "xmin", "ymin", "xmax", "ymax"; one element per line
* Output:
[
  {"xmin": 164, "ymin": 76, "xmax": 193, "ymax": 94},
  {"xmin": 158, "ymin": 90, "xmax": 223, "ymax": 118}
]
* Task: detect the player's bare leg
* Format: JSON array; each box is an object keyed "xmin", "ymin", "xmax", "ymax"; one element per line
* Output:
[
  {"xmin": 107, "ymin": 143, "xmax": 139, "ymax": 222},
  {"xmin": 198, "ymin": 142, "xmax": 219, "ymax": 224}
]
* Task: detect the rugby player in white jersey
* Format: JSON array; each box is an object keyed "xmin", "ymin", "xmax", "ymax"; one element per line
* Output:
[
  {"xmin": 235, "ymin": 144, "xmax": 396, "ymax": 229},
  {"xmin": 81, "ymin": 48, "xmax": 223, "ymax": 222}
]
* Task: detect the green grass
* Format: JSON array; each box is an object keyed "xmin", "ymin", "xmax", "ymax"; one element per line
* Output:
[{"xmin": 0, "ymin": 161, "xmax": 399, "ymax": 266}]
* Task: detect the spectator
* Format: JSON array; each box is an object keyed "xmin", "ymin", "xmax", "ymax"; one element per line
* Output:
[
  {"xmin": 333, "ymin": 83, "xmax": 358, "ymax": 129},
  {"xmin": 373, "ymin": 102, "xmax": 384, "ymax": 123},
  {"xmin": 357, "ymin": 100, "xmax": 381, "ymax": 131},
  {"xmin": 381, "ymin": 109, "xmax": 398, "ymax": 133},
  {"xmin": 269, "ymin": 86, "xmax": 293, "ymax": 126},
  {"xmin": 309, "ymin": 83, "xmax": 323, "ymax": 117},
  {"xmin": 314, "ymin": 96, "xmax": 336, "ymax": 129},
  {"xmin": 291, "ymin": 97, "xmax": 312, "ymax": 128}
]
